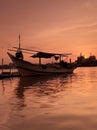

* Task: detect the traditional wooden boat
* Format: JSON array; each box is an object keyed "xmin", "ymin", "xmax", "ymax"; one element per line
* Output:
[{"xmin": 7, "ymin": 35, "xmax": 77, "ymax": 76}]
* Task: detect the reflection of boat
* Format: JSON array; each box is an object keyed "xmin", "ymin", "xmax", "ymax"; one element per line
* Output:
[
  {"xmin": 7, "ymin": 35, "xmax": 76, "ymax": 76},
  {"xmin": 18, "ymin": 76, "xmax": 56, "ymax": 87},
  {"xmin": 16, "ymin": 74, "xmax": 73, "ymax": 97}
]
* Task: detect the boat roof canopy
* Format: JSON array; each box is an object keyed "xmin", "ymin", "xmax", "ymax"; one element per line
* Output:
[
  {"xmin": 31, "ymin": 52, "xmax": 71, "ymax": 58},
  {"xmin": 31, "ymin": 52, "xmax": 55, "ymax": 58},
  {"xmin": 12, "ymin": 47, "xmax": 72, "ymax": 58}
]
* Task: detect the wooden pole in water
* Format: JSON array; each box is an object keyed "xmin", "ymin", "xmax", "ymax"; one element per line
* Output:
[
  {"xmin": 9, "ymin": 63, "xmax": 11, "ymax": 74},
  {"xmin": 59, "ymin": 55, "xmax": 61, "ymax": 62},
  {"xmin": 2, "ymin": 58, "xmax": 4, "ymax": 74},
  {"xmin": 39, "ymin": 57, "xmax": 41, "ymax": 65},
  {"xmin": 19, "ymin": 34, "xmax": 21, "ymax": 49}
]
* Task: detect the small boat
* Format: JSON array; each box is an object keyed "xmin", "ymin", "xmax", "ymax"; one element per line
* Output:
[
  {"xmin": 7, "ymin": 35, "xmax": 77, "ymax": 76},
  {"xmin": 0, "ymin": 58, "xmax": 20, "ymax": 79},
  {"xmin": 0, "ymin": 72, "xmax": 11, "ymax": 79},
  {"xmin": 0, "ymin": 72, "xmax": 20, "ymax": 79}
]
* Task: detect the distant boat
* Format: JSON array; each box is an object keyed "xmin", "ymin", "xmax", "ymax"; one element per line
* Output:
[
  {"xmin": 76, "ymin": 53, "xmax": 97, "ymax": 67},
  {"xmin": 7, "ymin": 35, "xmax": 77, "ymax": 76}
]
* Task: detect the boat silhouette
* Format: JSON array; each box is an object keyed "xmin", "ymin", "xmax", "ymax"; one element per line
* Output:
[{"xmin": 7, "ymin": 35, "xmax": 76, "ymax": 76}]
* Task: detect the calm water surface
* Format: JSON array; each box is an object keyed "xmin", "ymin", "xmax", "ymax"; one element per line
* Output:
[{"xmin": 0, "ymin": 67, "xmax": 97, "ymax": 130}]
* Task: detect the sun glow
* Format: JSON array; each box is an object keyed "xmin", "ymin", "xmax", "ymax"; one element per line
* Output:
[{"xmin": 84, "ymin": 55, "xmax": 88, "ymax": 59}]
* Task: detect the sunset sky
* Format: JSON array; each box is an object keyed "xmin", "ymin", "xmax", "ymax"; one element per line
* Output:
[{"xmin": 0, "ymin": 0, "xmax": 97, "ymax": 64}]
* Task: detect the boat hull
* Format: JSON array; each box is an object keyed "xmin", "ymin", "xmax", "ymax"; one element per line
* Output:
[{"xmin": 7, "ymin": 52, "xmax": 75, "ymax": 76}]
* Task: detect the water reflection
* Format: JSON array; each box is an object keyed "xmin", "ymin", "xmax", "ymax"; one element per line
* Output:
[
  {"xmin": 16, "ymin": 74, "xmax": 74, "ymax": 98},
  {"xmin": 1, "ymin": 80, "xmax": 5, "ymax": 95},
  {"xmin": 14, "ymin": 74, "xmax": 74, "ymax": 111},
  {"xmin": 1, "ymin": 68, "xmax": 97, "ymax": 130}
]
